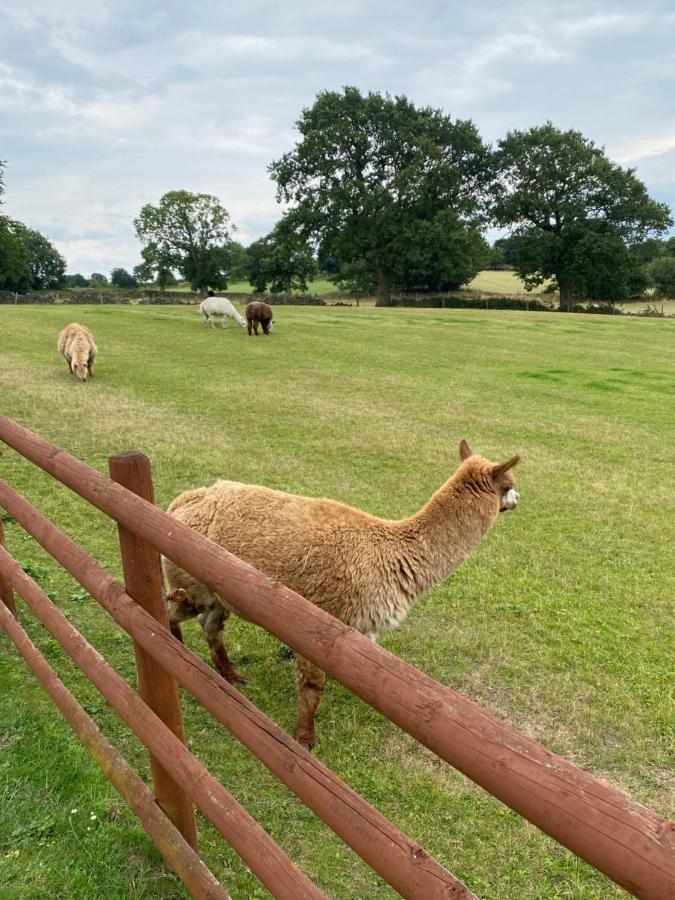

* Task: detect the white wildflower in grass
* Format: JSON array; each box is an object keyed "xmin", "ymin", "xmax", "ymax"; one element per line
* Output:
[
  {"xmin": 90, "ymin": 813, "xmax": 97, "ymax": 821},
  {"xmin": 70, "ymin": 809, "xmax": 77, "ymax": 815}
]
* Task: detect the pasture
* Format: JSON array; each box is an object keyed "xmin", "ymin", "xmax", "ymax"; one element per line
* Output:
[{"xmin": 0, "ymin": 304, "xmax": 673, "ymax": 899}]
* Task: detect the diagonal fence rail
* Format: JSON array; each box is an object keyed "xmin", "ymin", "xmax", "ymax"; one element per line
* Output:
[
  {"xmin": 1, "ymin": 413, "xmax": 674, "ymax": 899},
  {"xmin": 0, "ymin": 477, "xmax": 469, "ymax": 898},
  {"xmin": 0, "ymin": 599, "xmax": 230, "ymax": 900}
]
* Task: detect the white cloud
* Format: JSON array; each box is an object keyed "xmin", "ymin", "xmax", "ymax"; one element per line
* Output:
[{"xmin": 2, "ymin": 0, "xmax": 674, "ymax": 274}]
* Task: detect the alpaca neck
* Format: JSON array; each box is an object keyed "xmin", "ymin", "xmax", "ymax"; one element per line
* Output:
[{"xmin": 393, "ymin": 477, "xmax": 499, "ymax": 596}]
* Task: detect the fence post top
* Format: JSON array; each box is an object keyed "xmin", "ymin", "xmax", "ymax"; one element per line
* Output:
[{"xmin": 109, "ymin": 450, "xmax": 149, "ymax": 464}]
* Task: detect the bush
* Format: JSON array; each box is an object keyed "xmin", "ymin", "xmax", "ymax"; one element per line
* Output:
[
  {"xmin": 631, "ymin": 303, "xmax": 669, "ymax": 318},
  {"xmin": 569, "ymin": 302, "xmax": 623, "ymax": 315},
  {"xmin": 646, "ymin": 256, "xmax": 675, "ymax": 297},
  {"xmin": 389, "ymin": 295, "xmax": 553, "ymax": 311},
  {"xmin": 252, "ymin": 293, "xmax": 326, "ymax": 306}
]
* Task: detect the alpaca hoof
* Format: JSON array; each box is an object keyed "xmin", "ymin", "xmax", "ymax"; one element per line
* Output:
[
  {"xmin": 295, "ymin": 732, "xmax": 317, "ymax": 752},
  {"xmin": 224, "ymin": 667, "xmax": 248, "ymax": 686}
]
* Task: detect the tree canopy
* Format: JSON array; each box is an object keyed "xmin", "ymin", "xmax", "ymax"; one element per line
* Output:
[
  {"xmin": 270, "ymin": 87, "xmax": 489, "ymax": 305},
  {"xmin": 64, "ymin": 273, "xmax": 89, "ymax": 287},
  {"xmin": 0, "ymin": 219, "xmax": 65, "ymax": 291},
  {"xmin": 110, "ymin": 267, "xmax": 139, "ymax": 288},
  {"xmin": 246, "ymin": 220, "xmax": 317, "ymax": 293},
  {"xmin": 134, "ymin": 191, "xmax": 235, "ymax": 295},
  {"xmin": 6, "ymin": 221, "xmax": 66, "ymax": 290},
  {"xmin": 491, "ymin": 123, "xmax": 672, "ymax": 309},
  {"xmin": 647, "ymin": 255, "xmax": 675, "ymax": 297}
]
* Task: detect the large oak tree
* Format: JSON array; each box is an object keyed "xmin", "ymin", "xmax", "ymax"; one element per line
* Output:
[
  {"xmin": 491, "ymin": 123, "xmax": 672, "ymax": 309},
  {"xmin": 134, "ymin": 191, "xmax": 235, "ymax": 296},
  {"xmin": 269, "ymin": 87, "xmax": 489, "ymax": 306}
]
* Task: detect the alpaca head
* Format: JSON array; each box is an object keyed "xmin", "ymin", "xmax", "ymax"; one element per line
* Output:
[
  {"xmin": 71, "ymin": 360, "xmax": 88, "ymax": 382},
  {"xmin": 459, "ymin": 439, "xmax": 520, "ymax": 511}
]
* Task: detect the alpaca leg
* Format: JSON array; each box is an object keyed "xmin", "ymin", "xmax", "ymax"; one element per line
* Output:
[
  {"xmin": 166, "ymin": 587, "xmax": 200, "ymax": 643},
  {"xmin": 221, "ymin": 317, "xmax": 228, "ymax": 328},
  {"xmin": 198, "ymin": 604, "xmax": 247, "ymax": 685},
  {"xmin": 294, "ymin": 655, "xmax": 326, "ymax": 751}
]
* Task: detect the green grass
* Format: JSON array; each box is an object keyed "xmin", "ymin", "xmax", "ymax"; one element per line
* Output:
[{"xmin": 0, "ymin": 305, "xmax": 673, "ymax": 898}]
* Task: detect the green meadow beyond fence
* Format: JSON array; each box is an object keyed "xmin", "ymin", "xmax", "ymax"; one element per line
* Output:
[{"xmin": 0, "ymin": 414, "xmax": 673, "ymax": 899}]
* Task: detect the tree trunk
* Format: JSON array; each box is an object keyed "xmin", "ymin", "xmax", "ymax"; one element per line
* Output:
[
  {"xmin": 199, "ymin": 283, "xmax": 209, "ymax": 298},
  {"xmin": 374, "ymin": 262, "xmax": 392, "ymax": 307},
  {"xmin": 559, "ymin": 280, "xmax": 572, "ymax": 311}
]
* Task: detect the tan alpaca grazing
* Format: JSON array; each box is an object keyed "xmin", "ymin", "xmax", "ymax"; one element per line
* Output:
[
  {"xmin": 163, "ymin": 440, "xmax": 520, "ymax": 749},
  {"xmin": 57, "ymin": 323, "xmax": 97, "ymax": 382}
]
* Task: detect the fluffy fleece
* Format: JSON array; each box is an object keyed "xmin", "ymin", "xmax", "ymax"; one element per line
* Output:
[
  {"xmin": 57, "ymin": 323, "xmax": 97, "ymax": 382},
  {"xmin": 163, "ymin": 440, "xmax": 519, "ymax": 748},
  {"xmin": 245, "ymin": 300, "xmax": 274, "ymax": 335},
  {"xmin": 200, "ymin": 297, "xmax": 246, "ymax": 329}
]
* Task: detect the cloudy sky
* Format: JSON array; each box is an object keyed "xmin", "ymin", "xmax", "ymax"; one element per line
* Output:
[{"xmin": 2, "ymin": 0, "xmax": 674, "ymax": 275}]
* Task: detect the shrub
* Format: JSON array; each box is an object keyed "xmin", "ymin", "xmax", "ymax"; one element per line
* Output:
[
  {"xmin": 389, "ymin": 295, "xmax": 553, "ymax": 312},
  {"xmin": 646, "ymin": 256, "xmax": 675, "ymax": 298}
]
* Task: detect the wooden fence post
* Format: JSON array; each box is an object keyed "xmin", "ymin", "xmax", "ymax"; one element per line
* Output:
[
  {"xmin": 108, "ymin": 451, "xmax": 197, "ymax": 849},
  {"xmin": 0, "ymin": 518, "xmax": 17, "ymax": 617}
]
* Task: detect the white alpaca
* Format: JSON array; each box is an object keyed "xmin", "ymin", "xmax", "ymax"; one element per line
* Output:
[{"xmin": 200, "ymin": 297, "xmax": 246, "ymax": 329}]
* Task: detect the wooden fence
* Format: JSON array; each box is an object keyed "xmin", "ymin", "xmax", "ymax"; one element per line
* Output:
[{"xmin": 0, "ymin": 414, "xmax": 673, "ymax": 899}]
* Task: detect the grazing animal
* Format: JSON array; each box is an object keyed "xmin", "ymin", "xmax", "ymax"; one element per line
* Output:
[
  {"xmin": 245, "ymin": 300, "xmax": 274, "ymax": 335},
  {"xmin": 163, "ymin": 440, "xmax": 520, "ymax": 750},
  {"xmin": 200, "ymin": 296, "xmax": 246, "ymax": 329},
  {"xmin": 57, "ymin": 323, "xmax": 97, "ymax": 382}
]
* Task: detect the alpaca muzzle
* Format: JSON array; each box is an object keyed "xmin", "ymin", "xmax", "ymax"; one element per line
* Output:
[{"xmin": 500, "ymin": 488, "xmax": 519, "ymax": 511}]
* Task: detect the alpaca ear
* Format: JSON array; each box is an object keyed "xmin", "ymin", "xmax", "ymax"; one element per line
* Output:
[
  {"xmin": 491, "ymin": 455, "xmax": 520, "ymax": 480},
  {"xmin": 459, "ymin": 439, "xmax": 473, "ymax": 461}
]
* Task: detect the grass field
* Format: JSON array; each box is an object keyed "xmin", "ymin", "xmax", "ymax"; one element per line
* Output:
[{"xmin": 0, "ymin": 305, "xmax": 673, "ymax": 899}]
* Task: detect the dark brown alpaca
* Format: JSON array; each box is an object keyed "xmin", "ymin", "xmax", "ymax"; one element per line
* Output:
[{"xmin": 245, "ymin": 301, "xmax": 274, "ymax": 335}]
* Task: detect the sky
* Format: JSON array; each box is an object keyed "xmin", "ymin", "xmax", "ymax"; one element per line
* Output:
[{"xmin": 2, "ymin": 0, "xmax": 675, "ymax": 275}]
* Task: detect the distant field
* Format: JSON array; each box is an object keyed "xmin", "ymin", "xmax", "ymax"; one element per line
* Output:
[
  {"xmin": 171, "ymin": 273, "xmax": 534, "ymax": 296},
  {"xmin": 466, "ymin": 270, "xmax": 549, "ymax": 294},
  {"xmin": 167, "ymin": 278, "xmax": 341, "ymax": 295},
  {"xmin": 0, "ymin": 305, "xmax": 673, "ymax": 898}
]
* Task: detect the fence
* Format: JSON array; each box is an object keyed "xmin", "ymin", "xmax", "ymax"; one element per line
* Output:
[{"xmin": 0, "ymin": 414, "xmax": 673, "ymax": 898}]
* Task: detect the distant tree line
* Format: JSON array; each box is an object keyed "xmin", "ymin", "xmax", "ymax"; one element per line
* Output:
[
  {"xmin": 130, "ymin": 90, "xmax": 671, "ymax": 307},
  {"xmin": 0, "ymin": 161, "xmax": 66, "ymax": 291},
  {"xmin": 3, "ymin": 89, "xmax": 674, "ymax": 307}
]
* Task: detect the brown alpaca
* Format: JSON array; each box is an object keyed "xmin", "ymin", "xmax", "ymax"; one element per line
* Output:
[
  {"xmin": 57, "ymin": 323, "xmax": 97, "ymax": 382},
  {"xmin": 245, "ymin": 300, "xmax": 274, "ymax": 335},
  {"xmin": 163, "ymin": 440, "xmax": 519, "ymax": 749}
]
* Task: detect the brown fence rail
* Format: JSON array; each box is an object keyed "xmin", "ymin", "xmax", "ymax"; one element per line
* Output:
[
  {"xmin": 0, "ymin": 600, "xmax": 229, "ymax": 900},
  {"xmin": 0, "ymin": 474, "xmax": 469, "ymax": 898},
  {"xmin": 1, "ymin": 414, "xmax": 674, "ymax": 899}
]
